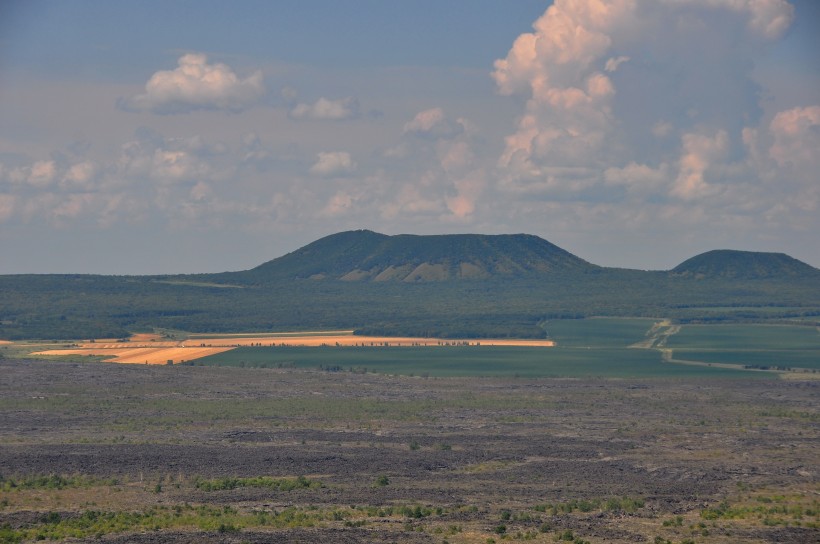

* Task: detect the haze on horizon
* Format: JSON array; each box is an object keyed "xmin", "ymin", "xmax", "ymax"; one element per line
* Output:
[{"xmin": 1, "ymin": 0, "xmax": 818, "ymax": 275}]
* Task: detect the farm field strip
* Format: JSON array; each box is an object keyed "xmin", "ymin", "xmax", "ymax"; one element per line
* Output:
[
  {"xmin": 186, "ymin": 330, "xmax": 355, "ymax": 338},
  {"xmin": 666, "ymin": 323, "xmax": 820, "ymax": 350},
  {"xmin": 68, "ymin": 334, "xmax": 556, "ymax": 349},
  {"xmin": 179, "ymin": 335, "xmax": 555, "ymax": 347},
  {"xmin": 196, "ymin": 345, "xmax": 763, "ymax": 378},
  {"xmin": 17, "ymin": 320, "xmax": 818, "ymax": 373},
  {"xmin": 71, "ymin": 333, "xmax": 555, "ymax": 348},
  {"xmin": 26, "ymin": 333, "xmax": 555, "ymax": 366},
  {"xmin": 77, "ymin": 341, "xmax": 180, "ymax": 348},
  {"xmin": 669, "ymin": 348, "xmax": 820, "ymax": 371},
  {"xmin": 654, "ymin": 323, "xmax": 820, "ymax": 373},
  {"xmin": 31, "ymin": 346, "xmax": 234, "ymax": 364}
]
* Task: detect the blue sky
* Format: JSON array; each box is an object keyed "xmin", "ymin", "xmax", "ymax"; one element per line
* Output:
[
  {"xmin": 0, "ymin": 1, "xmax": 549, "ymax": 70},
  {"xmin": 1, "ymin": 0, "xmax": 818, "ymax": 273}
]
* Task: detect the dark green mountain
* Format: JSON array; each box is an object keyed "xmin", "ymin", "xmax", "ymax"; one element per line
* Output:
[
  {"xmin": 672, "ymin": 250, "xmax": 820, "ymax": 280},
  {"xmin": 241, "ymin": 230, "xmax": 596, "ymax": 283}
]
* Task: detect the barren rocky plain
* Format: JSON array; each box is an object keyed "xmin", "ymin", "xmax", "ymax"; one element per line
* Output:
[{"xmin": 0, "ymin": 357, "xmax": 817, "ymax": 543}]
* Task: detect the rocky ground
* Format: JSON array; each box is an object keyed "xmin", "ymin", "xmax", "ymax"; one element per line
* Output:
[{"xmin": 0, "ymin": 358, "xmax": 817, "ymax": 543}]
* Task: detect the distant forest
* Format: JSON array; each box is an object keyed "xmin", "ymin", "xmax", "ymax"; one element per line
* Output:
[{"xmin": 1, "ymin": 270, "xmax": 818, "ymax": 340}]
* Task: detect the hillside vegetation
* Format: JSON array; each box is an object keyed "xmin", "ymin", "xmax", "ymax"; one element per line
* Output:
[
  {"xmin": 238, "ymin": 230, "xmax": 596, "ymax": 282},
  {"xmin": 1, "ymin": 231, "xmax": 818, "ymax": 339},
  {"xmin": 672, "ymin": 249, "xmax": 819, "ymax": 279}
]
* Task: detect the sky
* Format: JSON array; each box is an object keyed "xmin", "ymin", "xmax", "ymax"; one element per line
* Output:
[{"xmin": 1, "ymin": 0, "xmax": 818, "ymax": 274}]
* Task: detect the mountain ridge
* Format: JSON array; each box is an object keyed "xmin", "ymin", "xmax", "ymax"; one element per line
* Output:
[
  {"xmin": 235, "ymin": 230, "xmax": 819, "ymax": 283},
  {"xmin": 242, "ymin": 229, "xmax": 598, "ymax": 283}
]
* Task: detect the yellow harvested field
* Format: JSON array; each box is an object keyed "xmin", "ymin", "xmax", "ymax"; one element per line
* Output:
[
  {"xmin": 30, "ymin": 332, "xmax": 553, "ymax": 365},
  {"xmin": 462, "ymin": 338, "xmax": 555, "ymax": 346},
  {"xmin": 181, "ymin": 335, "xmax": 554, "ymax": 347},
  {"xmin": 0, "ymin": 340, "xmax": 11, "ymax": 345},
  {"xmin": 78, "ymin": 341, "xmax": 179, "ymax": 349},
  {"xmin": 31, "ymin": 346, "xmax": 233, "ymax": 365}
]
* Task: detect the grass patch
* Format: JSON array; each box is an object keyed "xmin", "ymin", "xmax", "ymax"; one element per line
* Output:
[
  {"xmin": 194, "ymin": 475, "xmax": 320, "ymax": 492},
  {"xmin": 701, "ymin": 493, "xmax": 819, "ymax": 528},
  {"xmin": 0, "ymin": 474, "xmax": 119, "ymax": 491},
  {"xmin": 533, "ymin": 496, "xmax": 646, "ymax": 515},
  {"xmin": 0, "ymin": 503, "xmax": 330, "ymax": 542}
]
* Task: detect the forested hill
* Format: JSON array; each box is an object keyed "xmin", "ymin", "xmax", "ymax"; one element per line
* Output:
[
  {"xmin": 672, "ymin": 250, "xmax": 820, "ymax": 280},
  {"xmin": 235, "ymin": 230, "xmax": 597, "ymax": 283}
]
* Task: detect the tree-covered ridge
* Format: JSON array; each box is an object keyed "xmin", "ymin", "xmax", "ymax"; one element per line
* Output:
[{"xmin": 672, "ymin": 249, "xmax": 820, "ymax": 279}]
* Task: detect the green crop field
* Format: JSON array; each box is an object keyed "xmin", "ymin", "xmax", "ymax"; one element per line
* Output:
[
  {"xmin": 672, "ymin": 349, "xmax": 820, "ymax": 370},
  {"xmin": 662, "ymin": 323, "xmax": 820, "ymax": 372},
  {"xmin": 193, "ymin": 319, "xmax": 818, "ymax": 377},
  {"xmin": 666, "ymin": 323, "xmax": 820, "ymax": 350},
  {"xmin": 543, "ymin": 318, "xmax": 656, "ymax": 347},
  {"xmin": 195, "ymin": 345, "xmax": 765, "ymax": 378}
]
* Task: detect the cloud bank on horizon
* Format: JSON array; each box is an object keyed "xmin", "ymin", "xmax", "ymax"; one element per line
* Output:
[{"xmin": 0, "ymin": 0, "xmax": 817, "ymax": 274}]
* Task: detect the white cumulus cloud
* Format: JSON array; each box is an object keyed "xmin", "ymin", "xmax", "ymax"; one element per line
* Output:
[
  {"xmin": 688, "ymin": 0, "xmax": 794, "ymax": 39},
  {"xmin": 60, "ymin": 161, "xmax": 98, "ymax": 190},
  {"xmin": 493, "ymin": 0, "xmax": 798, "ymax": 200},
  {"xmin": 403, "ymin": 107, "xmax": 464, "ymax": 139},
  {"xmin": 604, "ymin": 55, "xmax": 630, "ymax": 72},
  {"xmin": 290, "ymin": 97, "xmax": 360, "ymax": 120},
  {"xmin": 119, "ymin": 53, "xmax": 265, "ymax": 114},
  {"xmin": 671, "ymin": 130, "xmax": 728, "ymax": 200},
  {"xmin": 0, "ymin": 194, "xmax": 16, "ymax": 222},
  {"xmin": 319, "ymin": 191, "xmax": 356, "ymax": 217},
  {"xmin": 768, "ymin": 105, "xmax": 820, "ymax": 170},
  {"xmin": 404, "ymin": 108, "xmax": 445, "ymax": 133},
  {"xmin": 310, "ymin": 151, "xmax": 357, "ymax": 177},
  {"xmin": 604, "ymin": 161, "xmax": 669, "ymax": 190}
]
